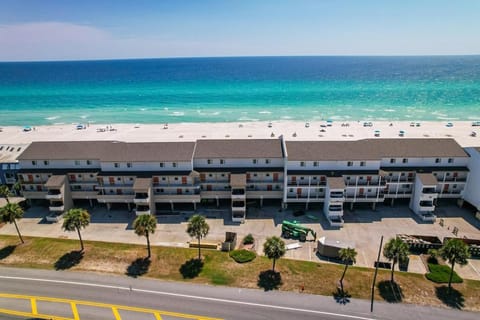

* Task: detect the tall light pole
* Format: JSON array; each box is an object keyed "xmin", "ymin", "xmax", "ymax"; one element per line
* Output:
[{"xmin": 371, "ymin": 235, "xmax": 383, "ymax": 312}]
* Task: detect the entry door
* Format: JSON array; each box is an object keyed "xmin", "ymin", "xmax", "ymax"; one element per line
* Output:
[
  {"xmin": 177, "ymin": 188, "xmax": 182, "ymax": 195},
  {"xmin": 153, "ymin": 177, "xmax": 159, "ymax": 184},
  {"xmin": 109, "ymin": 177, "xmax": 115, "ymax": 185},
  {"xmin": 69, "ymin": 174, "xmax": 76, "ymax": 182},
  {"xmin": 291, "ymin": 176, "xmax": 297, "ymax": 184},
  {"xmin": 28, "ymin": 175, "xmax": 33, "ymax": 182},
  {"xmin": 444, "ymin": 184, "xmax": 449, "ymax": 192},
  {"xmin": 297, "ymin": 188, "xmax": 302, "ymax": 196},
  {"xmin": 200, "ymin": 174, "xmax": 206, "ymax": 182},
  {"xmin": 182, "ymin": 176, "xmax": 187, "ymax": 185},
  {"xmin": 273, "ymin": 173, "xmax": 278, "ymax": 182},
  {"xmin": 207, "ymin": 185, "xmax": 212, "ymax": 191},
  {"xmin": 359, "ymin": 188, "xmax": 364, "ymax": 196},
  {"xmin": 116, "ymin": 189, "xmax": 122, "ymax": 195},
  {"xmin": 267, "ymin": 185, "xmax": 273, "ymax": 191},
  {"xmin": 36, "ymin": 185, "xmax": 42, "ymax": 191}
]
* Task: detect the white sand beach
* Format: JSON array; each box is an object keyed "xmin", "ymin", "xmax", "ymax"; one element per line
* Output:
[{"xmin": 1, "ymin": 120, "xmax": 479, "ymax": 147}]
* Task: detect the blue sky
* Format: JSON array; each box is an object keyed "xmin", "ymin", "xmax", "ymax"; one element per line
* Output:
[{"xmin": 0, "ymin": 0, "xmax": 479, "ymax": 61}]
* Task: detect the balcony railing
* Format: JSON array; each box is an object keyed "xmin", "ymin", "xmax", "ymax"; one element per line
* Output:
[
  {"xmin": 49, "ymin": 205, "xmax": 64, "ymax": 212},
  {"xmin": 46, "ymin": 193, "xmax": 63, "ymax": 200}
]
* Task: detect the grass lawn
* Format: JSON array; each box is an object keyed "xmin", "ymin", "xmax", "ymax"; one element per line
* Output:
[
  {"xmin": 1, "ymin": 234, "xmax": 479, "ymax": 311},
  {"xmin": 426, "ymin": 263, "xmax": 463, "ymax": 284}
]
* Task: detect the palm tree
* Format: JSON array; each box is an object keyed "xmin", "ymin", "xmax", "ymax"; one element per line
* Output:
[
  {"xmin": 0, "ymin": 185, "xmax": 12, "ymax": 204},
  {"xmin": 62, "ymin": 208, "xmax": 90, "ymax": 251},
  {"xmin": 187, "ymin": 214, "xmax": 210, "ymax": 260},
  {"xmin": 263, "ymin": 236, "xmax": 286, "ymax": 272},
  {"xmin": 383, "ymin": 237, "xmax": 409, "ymax": 283},
  {"xmin": 439, "ymin": 238, "xmax": 470, "ymax": 292},
  {"xmin": 133, "ymin": 214, "xmax": 157, "ymax": 258},
  {"xmin": 0, "ymin": 202, "xmax": 24, "ymax": 243},
  {"xmin": 339, "ymin": 247, "xmax": 357, "ymax": 291}
]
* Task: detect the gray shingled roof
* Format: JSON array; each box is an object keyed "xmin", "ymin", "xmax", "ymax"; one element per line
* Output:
[
  {"xmin": 286, "ymin": 139, "xmax": 468, "ymax": 161},
  {"xmin": 18, "ymin": 141, "xmax": 195, "ymax": 162},
  {"xmin": 194, "ymin": 139, "xmax": 283, "ymax": 159},
  {"xmin": 101, "ymin": 142, "xmax": 195, "ymax": 162}
]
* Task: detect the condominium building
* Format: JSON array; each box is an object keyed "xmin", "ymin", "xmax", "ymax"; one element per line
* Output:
[
  {"xmin": 15, "ymin": 138, "xmax": 473, "ymax": 226},
  {"xmin": 0, "ymin": 144, "xmax": 26, "ymax": 189},
  {"xmin": 193, "ymin": 139, "xmax": 285, "ymax": 222}
]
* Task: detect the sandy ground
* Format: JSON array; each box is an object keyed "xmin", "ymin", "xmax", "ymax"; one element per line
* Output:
[{"xmin": 1, "ymin": 120, "xmax": 480, "ymax": 146}]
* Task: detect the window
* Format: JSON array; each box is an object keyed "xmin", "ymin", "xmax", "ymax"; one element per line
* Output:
[
  {"xmin": 159, "ymin": 162, "xmax": 164, "ymax": 167},
  {"xmin": 388, "ymin": 173, "xmax": 393, "ymax": 176},
  {"xmin": 453, "ymin": 184, "xmax": 457, "ymax": 189},
  {"xmin": 402, "ymin": 158, "xmax": 408, "ymax": 164},
  {"xmin": 221, "ymin": 174, "xmax": 225, "ymax": 177},
  {"xmin": 289, "ymin": 188, "xmax": 293, "ymax": 192},
  {"xmin": 43, "ymin": 160, "xmax": 49, "ymax": 165},
  {"xmin": 401, "ymin": 172, "xmax": 405, "ymax": 176},
  {"xmin": 220, "ymin": 159, "xmax": 225, "ymax": 164},
  {"xmin": 253, "ymin": 173, "xmax": 258, "ymax": 177},
  {"xmin": 313, "ymin": 161, "xmax": 318, "ymax": 167},
  {"xmin": 446, "ymin": 172, "xmax": 451, "ymax": 176},
  {"xmin": 75, "ymin": 160, "xmax": 80, "ymax": 166},
  {"xmin": 346, "ymin": 176, "xmax": 350, "ymax": 180},
  {"xmin": 318, "ymin": 188, "xmax": 324, "ymax": 192},
  {"xmin": 32, "ymin": 160, "xmax": 37, "ymax": 166},
  {"xmin": 448, "ymin": 158, "xmax": 454, "ymax": 164},
  {"xmin": 162, "ymin": 177, "xmax": 166, "ymax": 181},
  {"xmin": 35, "ymin": 175, "xmax": 40, "ymax": 178},
  {"xmin": 209, "ymin": 174, "xmax": 213, "ymax": 177},
  {"xmin": 266, "ymin": 173, "xmax": 270, "ymax": 177},
  {"xmin": 390, "ymin": 158, "xmax": 396, "ymax": 164},
  {"xmin": 265, "ymin": 159, "xmax": 270, "ymax": 164},
  {"xmin": 127, "ymin": 163, "xmax": 132, "ymax": 168},
  {"xmin": 435, "ymin": 158, "xmax": 441, "ymax": 163},
  {"xmin": 207, "ymin": 159, "xmax": 212, "ymax": 164},
  {"xmin": 87, "ymin": 160, "xmax": 92, "ymax": 165},
  {"xmin": 300, "ymin": 161, "xmax": 306, "ymax": 167},
  {"xmin": 360, "ymin": 161, "xmax": 366, "ymax": 167},
  {"xmin": 252, "ymin": 159, "xmax": 258, "ymax": 164},
  {"xmin": 129, "ymin": 177, "xmax": 134, "ymax": 181},
  {"xmin": 402, "ymin": 184, "xmax": 409, "ymax": 188},
  {"xmin": 78, "ymin": 174, "xmax": 82, "ymax": 178},
  {"xmin": 89, "ymin": 174, "xmax": 95, "ymax": 178},
  {"xmin": 347, "ymin": 161, "xmax": 353, "ymax": 167},
  {"xmin": 114, "ymin": 163, "xmax": 120, "ymax": 168},
  {"xmin": 300, "ymin": 177, "xmax": 304, "ymax": 180},
  {"xmin": 174, "ymin": 177, "xmax": 179, "ymax": 181},
  {"xmin": 117, "ymin": 177, "xmax": 121, "ymax": 181},
  {"xmin": 172, "ymin": 162, "xmax": 177, "ymax": 167}
]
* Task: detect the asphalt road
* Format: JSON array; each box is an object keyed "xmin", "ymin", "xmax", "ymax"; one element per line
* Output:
[{"xmin": 0, "ymin": 267, "xmax": 477, "ymax": 320}]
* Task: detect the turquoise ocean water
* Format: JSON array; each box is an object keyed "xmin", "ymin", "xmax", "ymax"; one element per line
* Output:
[{"xmin": 0, "ymin": 56, "xmax": 479, "ymax": 126}]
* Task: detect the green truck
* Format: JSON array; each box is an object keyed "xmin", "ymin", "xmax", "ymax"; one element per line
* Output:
[{"xmin": 281, "ymin": 220, "xmax": 317, "ymax": 242}]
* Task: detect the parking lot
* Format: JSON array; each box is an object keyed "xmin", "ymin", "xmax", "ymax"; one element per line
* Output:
[{"xmin": 1, "ymin": 199, "xmax": 479, "ymax": 280}]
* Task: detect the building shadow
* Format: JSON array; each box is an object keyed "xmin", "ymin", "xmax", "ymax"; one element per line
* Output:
[
  {"xmin": 435, "ymin": 286, "xmax": 465, "ymax": 309},
  {"xmin": 54, "ymin": 250, "xmax": 84, "ymax": 270},
  {"xmin": 126, "ymin": 257, "xmax": 151, "ymax": 278},
  {"xmin": 333, "ymin": 287, "xmax": 352, "ymax": 305},
  {"xmin": 257, "ymin": 270, "xmax": 282, "ymax": 291},
  {"xmin": 378, "ymin": 280, "xmax": 404, "ymax": 303},
  {"xmin": 0, "ymin": 245, "xmax": 16, "ymax": 260},
  {"xmin": 179, "ymin": 258, "xmax": 204, "ymax": 279}
]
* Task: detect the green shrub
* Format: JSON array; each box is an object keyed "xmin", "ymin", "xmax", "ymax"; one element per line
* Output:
[
  {"xmin": 243, "ymin": 234, "xmax": 254, "ymax": 245},
  {"xmin": 425, "ymin": 263, "xmax": 463, "ymax": 283},
  {"xmin": 229, "ymin": 249, "xmax": 256, "ymax": 263}
]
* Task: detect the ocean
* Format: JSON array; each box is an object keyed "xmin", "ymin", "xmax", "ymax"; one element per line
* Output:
[{"xmin": 0, "ymin": 56, "xmax": 479, "ymax": 126}]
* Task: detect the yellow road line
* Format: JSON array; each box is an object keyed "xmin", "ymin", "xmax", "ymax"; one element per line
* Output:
[
  {"xmin": 112, "ymin": 306, "xmax": 122, "ymax": 320},
  {"xmin": 0, "ymin": 292, "xmax": 223, "ymax": 320},
  {"xmin": 0, "ymin": 307, "xmax": 72, "ymax": 320},
  {"xmin": 31, "ymin": 297, "xmax": 38, "ymax": 314},
  {"xmin": 71, "ymin": 302, "xmax": 80, "ymax": 320},
  {"xmin": 154, "ymin": 312, "xmax": 163, "ymax": 320}
]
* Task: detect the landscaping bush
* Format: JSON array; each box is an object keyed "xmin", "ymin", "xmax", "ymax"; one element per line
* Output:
[
  {"xmin": 426, "ymin": 263, "xmax": 463, "ymax": 283},
  {"xmin": 243, "ymin": 234, "xmax": 254, "ymax": 245},
  {"xmin": 229, "ymin": 249, "xmax": 256, "ymax": 263}
]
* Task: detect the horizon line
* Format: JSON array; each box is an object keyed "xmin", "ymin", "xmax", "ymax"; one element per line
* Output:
[{"xmin": 1, "ymin": 53, "xmax": 480, "ymax": 63}]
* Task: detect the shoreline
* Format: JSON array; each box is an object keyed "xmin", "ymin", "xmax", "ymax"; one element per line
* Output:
[{"xmin": 1, "ymin": 120, "xmax": 479, "ymax": 147}]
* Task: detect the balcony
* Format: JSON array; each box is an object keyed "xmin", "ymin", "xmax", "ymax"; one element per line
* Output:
[
  {"xmin": 438, "ymin": 191, "xmax": 463, "ymax": 198},
  {"xmin": 135, "ymin": 205, "xmax": 151, "ymax": 216},
  {"xmin": 345, "ymin": 194, "xmax": 385, "ymax": 202},
  {"xmin": 346, "ymin": 180, "xmax": 386, "ymax": 187},
  {"xmin": 418, "ymin": 212, "xmax": 436, "ymax": 222},
  {"xmin": 246, "ymin": 190, "xmax": 283, "ymax": 199},
  {"xmin": 96, "ymin": 194, "xmax": 135, "ymax": 203},
  {"xmin": 327, "ymin": 216, "xmax": 344, "ymax": 227},
  {"xmin": 22, "ymin": 191, "xmax": 48, "ymax": 199},
  {"xmin": 49, "ymin": 203, "xmax": 64, "ymax": 212},
  {"xmin": 419, "ymin": 201, "xmax": 435, "ymax": 211},
  {"xmin": 328, "ymin": 205, "xmax": 343, "ymax": 216},
  {"xmin": 71, "ymin": 191, "xmax": 99, "ymax": 199},
  {"xmin": 422, "ymin": 188, "xmax": 437, "ymax": 194},
  {"xmin": 438, "ymin": 176, "xmax": 467, "ymax": 183},
  {"xmin": 154, "ymin": 194, "xmax": 201, "ymax": 202},
  {"xmin": 134, "ymin": 193, "xmax": 150, "ymax": 204},
  {"xmin": 46, "ymin": 190, "xmax": 62, "ymax": 200},
  {"xmin": 384, "ymin": 191, "xmax": 412, "ymax": 198}
]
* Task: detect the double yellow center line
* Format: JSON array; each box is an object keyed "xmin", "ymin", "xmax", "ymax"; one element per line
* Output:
[{"xmin": 0, "ymin": 292, "xmax": 222, "ymax": 320}]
